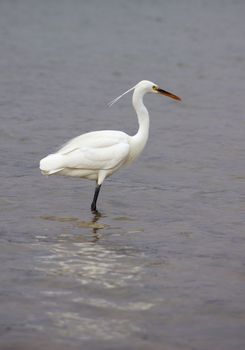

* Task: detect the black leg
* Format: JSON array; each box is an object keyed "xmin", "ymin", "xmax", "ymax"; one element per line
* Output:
[{"xmin": 91, "ymin": 184, "xmax": 101, "ymax": 212}]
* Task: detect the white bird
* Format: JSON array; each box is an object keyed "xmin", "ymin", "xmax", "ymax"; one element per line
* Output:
[{"xmin": 40, "ymin": 80, "xmax": 181, "ymax": 212}]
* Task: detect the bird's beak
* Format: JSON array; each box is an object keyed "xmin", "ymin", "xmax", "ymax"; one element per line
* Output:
[{"xmin": 155, "ymin": 87, "xmax": 181, "ymax": 101}]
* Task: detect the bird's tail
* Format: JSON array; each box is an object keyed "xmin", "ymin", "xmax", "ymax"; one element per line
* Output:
[{"xmin": 40, "ymin": 154, "xmax": 65, "ymax": 175}]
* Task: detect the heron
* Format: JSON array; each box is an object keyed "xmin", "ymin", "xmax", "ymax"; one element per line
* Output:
[{"xmin": 40, "ymin": 80, "xmax": 181, "ymax": 212}]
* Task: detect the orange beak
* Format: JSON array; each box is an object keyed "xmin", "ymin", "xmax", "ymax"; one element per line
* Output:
[{"xmin": 156, "ymin": 87, "xmax": 181, "ymax": 101}]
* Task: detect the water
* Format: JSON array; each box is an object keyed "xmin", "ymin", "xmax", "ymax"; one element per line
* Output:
[{"xmin": 0, "ymin": 0, "xmax": 245, "ymax": 349}]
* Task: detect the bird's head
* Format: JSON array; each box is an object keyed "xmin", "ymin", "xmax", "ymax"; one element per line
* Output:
[
  {"xmin": 108, "ymin": 80, "xmax": 181, "ymax": 107},
  {"xmin": 135, "ymin": 80, "xmax": 181, "ymax": 101}
]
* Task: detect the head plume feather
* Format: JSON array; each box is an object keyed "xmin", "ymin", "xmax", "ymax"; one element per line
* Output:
[{"xmin": 108, "ymin": 84, "xmax": 136, "ymax": 107}]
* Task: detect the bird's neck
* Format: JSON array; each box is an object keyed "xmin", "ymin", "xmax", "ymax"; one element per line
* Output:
[{"xmin": 132, "ymin": 89, "xmax": 150, "ymax": 146}]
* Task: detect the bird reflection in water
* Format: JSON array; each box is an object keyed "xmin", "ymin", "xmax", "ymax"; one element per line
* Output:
[
  {"xmin": 90, "ymin": 211, "xmax": 103, "ymax": 242},
  {"xmin": 40, "ymin": 211, "xmax": 106, "ymax": 242}
]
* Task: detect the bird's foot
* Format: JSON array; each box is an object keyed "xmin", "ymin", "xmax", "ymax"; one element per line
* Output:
[{"xmin": 91, "ymin": 204, "xmax": 99, "ymax": 214}]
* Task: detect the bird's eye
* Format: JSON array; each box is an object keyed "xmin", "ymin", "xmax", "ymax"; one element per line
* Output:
[{"xmin": 152, "ymin": 85, "xmax": 158, "ymax": 91}]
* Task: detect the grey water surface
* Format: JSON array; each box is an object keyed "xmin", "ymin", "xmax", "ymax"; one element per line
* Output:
[{"xmin": 0, "ymin": 0, "xmax": 245, "ymax": 349}]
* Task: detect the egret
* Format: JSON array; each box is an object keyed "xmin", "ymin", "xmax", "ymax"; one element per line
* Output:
[{"xmin": 40, "ymin": 80, "xmax": 181, "ymax": 212}]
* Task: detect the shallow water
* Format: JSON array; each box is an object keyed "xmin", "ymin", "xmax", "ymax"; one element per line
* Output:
[{"xmin": 1, "ymin": 0, "xmax": 245, "ymax": 349}]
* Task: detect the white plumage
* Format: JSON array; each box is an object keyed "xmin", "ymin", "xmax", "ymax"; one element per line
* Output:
[
  {"xmin": 40, "ymin": 131, "xmax": 130, "ymax": 181},
  {"xmin": 40, "ymin": 80, "xmax": 181, "ymax": 212}
]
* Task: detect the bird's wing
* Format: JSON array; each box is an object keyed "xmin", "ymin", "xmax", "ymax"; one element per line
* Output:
[
  {"xmin": 58, "ymin": 141, "xmax": 130, "ymax": 171},
  {"xmin": 58, "ymin": 130, "xmax": 129, "ymax": 154}
]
